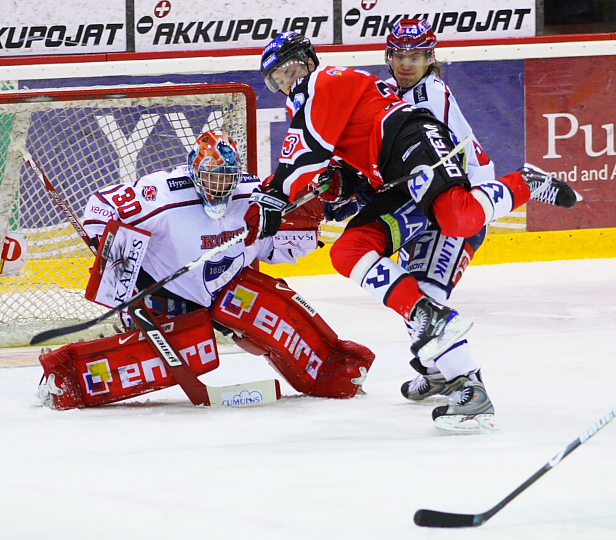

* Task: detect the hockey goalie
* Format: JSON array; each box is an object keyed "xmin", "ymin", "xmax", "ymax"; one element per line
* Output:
[{"xmin": 38, "ymin": 130, "xmax": 374, "ymax": 410}]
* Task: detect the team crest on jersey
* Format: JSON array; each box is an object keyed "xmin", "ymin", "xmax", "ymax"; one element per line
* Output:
[
  {"xmin": 142, "ymin": 185, "xmax": 157, "ymax": 201},
  {"xmin": 280, "ymin": 128, "xmax": 310, "ymax": 164},
  {"xmin": 219, "ymin": 284, "xmax": 259, "ymax": 319},
  {"xmin": 326, "ymin": 68, "xmax": 344, "ymax": 77},
  {"xmin": 203, "ymin": 255, "xmax": 245, "ymax": 297}
]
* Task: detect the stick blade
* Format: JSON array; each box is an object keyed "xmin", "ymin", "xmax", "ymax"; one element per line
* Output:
[
  {"xmin": 30, "ymin": 319, "xmax": 98, "ymax": 345},
  {"xmin": 414, "ymin": 509, "xmax": 478, "ymax": 528}
]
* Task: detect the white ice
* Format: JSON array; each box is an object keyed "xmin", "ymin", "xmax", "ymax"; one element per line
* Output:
[{"xmin": 1, "ymin": 258, "xmax": 615, "ymax": 540}]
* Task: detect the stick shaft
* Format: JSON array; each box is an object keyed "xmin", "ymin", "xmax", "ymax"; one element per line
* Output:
[
  {"xmin": 415, "ymin": 406, "xmax": 616, "ymax": 528},
  {"xmin": 15, "ymin": 142, "xmax": 98, "ymax": 255}
]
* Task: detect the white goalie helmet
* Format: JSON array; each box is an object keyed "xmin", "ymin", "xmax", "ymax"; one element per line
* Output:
[{"xmin": 187, "ymin": 130, "xmax": 242, "ymax": 219}]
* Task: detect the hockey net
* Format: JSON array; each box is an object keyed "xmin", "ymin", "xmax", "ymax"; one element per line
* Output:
[{"xmin": 0, "ymin": 83, "xmax": 257, "ymax": 347}]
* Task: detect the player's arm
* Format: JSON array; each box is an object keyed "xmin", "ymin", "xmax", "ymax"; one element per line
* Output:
[{"xmin": 83, "ymin": 191, "xmax": 118, "ymax": 241}]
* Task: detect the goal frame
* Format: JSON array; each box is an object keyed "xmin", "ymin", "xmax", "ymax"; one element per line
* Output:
[{"xmin": 0, "ymin": 82, "xmax": 257, "ymax": 347}]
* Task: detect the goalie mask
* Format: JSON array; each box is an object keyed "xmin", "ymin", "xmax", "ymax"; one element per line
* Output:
[
  {"xmin": 187, "ymin": 130, "xmax": 242, "ymax": 219},
  {"xmin": 261, "ymin": 31, "xmax": 319, "ymax": 93}
]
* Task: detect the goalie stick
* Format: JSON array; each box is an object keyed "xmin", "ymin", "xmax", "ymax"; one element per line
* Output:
[
  {"xmin": 414, "ymin": 405, "xmax": 616, "ymax": 528},
  {"xmin": 14, "ymin": 141, "xmax": 98, "ymax": 255},
  {"xmin": 28, "ymin": 173, "xmax": 329, "ymax": 345}
]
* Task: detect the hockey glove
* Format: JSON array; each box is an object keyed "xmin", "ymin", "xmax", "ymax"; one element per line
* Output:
[
  {"xmin": 244, "ymin": 187, "xmax": 289, "ymax": 246},
  {"xmin": 315, "ymin": 165, "xmax": 356, "ymax": 203}
]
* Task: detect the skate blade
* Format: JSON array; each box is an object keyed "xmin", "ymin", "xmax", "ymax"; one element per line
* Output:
[
  {"xmin": 434, "ymin": 413, "xmax": 499, "ymax": 434},
  {"xmin": 417, "ymin": 316, "xmax": 473, "ymax": 363}
]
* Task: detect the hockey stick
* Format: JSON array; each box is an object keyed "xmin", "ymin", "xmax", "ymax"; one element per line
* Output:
[
  {"xmin": 379, "ymin": 133, "xmax": 472, "ymax": 194},
  {"xmin": 29, "ymin": 178, "xmax": 328, "ymax": 345},
  {"xmin": 414, "ymin": 406, "xmax": 616, "ymax": 528},
  {"xmin": 14, "ymin": 141, "xmax": 98, "ymax": 255},
  {"xmin": 129, "ymin": 303, "xmax": 212, "ymax": 406},
  {"xmin": 126, "ymin": 304, "xmax": 282, "ymax": 407}
]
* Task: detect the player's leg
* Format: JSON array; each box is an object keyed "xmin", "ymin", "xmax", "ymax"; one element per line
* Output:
[
  {"xmin": 397, "ymin": 227, "xmax": 497, "ymax": 433},
  {"xmin": 330, "ymin": 199, "xmax": 473, "ymax": 364}
]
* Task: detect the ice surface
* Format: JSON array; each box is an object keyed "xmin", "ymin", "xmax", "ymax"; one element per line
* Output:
[{"xmin": 1, "ymin": 258, "xmax": 615, "ymax": 540}]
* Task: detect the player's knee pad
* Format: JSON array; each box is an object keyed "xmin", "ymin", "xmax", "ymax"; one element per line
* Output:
[
  {"xmin": 38, "ymin": 309, "xmax": 219, "ymax": 410},
  {"xmin": 349, "ymin": 252, "xmax": 422, "ymax": 319},
  {"xmin": 470, "ymin": 172, "xmax": 529, "ymax": 224},
  {"xmin": 211, "ymin": 267, "xmax": 375, "ymax": 398}
]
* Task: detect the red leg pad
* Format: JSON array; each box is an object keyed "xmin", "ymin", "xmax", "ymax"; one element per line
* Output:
[
  {"xmin": 39, "ymin": 309, "xmax": 219, "ymax": 410},
  {"xmin": 211, "ymin": 268, "xmax": 375, "ymax": 398}
]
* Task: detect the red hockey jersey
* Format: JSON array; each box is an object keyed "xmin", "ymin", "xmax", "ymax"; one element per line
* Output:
[{"xmin": 272, "ymin": 66, "xmax": 409, "ymax": 201}]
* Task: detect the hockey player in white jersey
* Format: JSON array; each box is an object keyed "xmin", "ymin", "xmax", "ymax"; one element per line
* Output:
[
  {"xmin": 82, "ymin": 129, "xmax": 315, "ymax": 311},
  {"xmin": 38, "ymin": 130, "xmax": 374, "ymax": 410},
  {"xmin": 383, "ymin": 19, "xmax": 578, "ymax": 430}
]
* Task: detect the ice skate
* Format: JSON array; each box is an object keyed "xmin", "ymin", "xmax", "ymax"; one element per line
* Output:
[
  {"xmin": 409, "ymin": 297, "xmax": 473, "ymax": 364},
  {"xmin": 432, "ymin": 376, "xmax": 498, "ymax": 434},
  {"xmin": 401, "ymin": 371, "xmax": 457, "ymax": 401},
  {"xmin": 519, "ymin": 163, "xmax": 581, "ymax": 208}
]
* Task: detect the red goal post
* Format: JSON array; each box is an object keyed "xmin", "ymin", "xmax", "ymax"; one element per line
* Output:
[{"xmin": 0, "ymin": 82, "xmax": 257, "ymax": 347}]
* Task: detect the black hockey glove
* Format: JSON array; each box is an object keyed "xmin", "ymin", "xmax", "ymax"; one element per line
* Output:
[{"xmin": 244, "ymin": 187, "xmax": 289, "ymax": 246}]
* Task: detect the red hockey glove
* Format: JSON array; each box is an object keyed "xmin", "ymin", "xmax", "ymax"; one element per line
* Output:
[
  {"xmin": 316, "ymin": 166, "xmax": 346, "ymax": 203},
  {"xmin": 244, "ymin": 187, "xmax": 289, "ymax": 247}
]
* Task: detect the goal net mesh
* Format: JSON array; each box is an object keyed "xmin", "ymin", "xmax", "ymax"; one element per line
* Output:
[{"xmin": 0, "ymin": 83, "xmax": 256, "ymax": 347}]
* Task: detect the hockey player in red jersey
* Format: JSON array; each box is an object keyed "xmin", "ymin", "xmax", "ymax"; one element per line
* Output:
[
  {"xmin": 246, "ymin": 32, "xmax": 580, "ymax": 433},
  {"xmin": 38, "ymin": 130, "xmax": 374, "ymax": 410}
]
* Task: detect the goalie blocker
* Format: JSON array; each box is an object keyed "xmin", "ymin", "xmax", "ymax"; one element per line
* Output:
[{"xmin": 39, "ymin": 267, "xmax": 374, "ymax": 409}]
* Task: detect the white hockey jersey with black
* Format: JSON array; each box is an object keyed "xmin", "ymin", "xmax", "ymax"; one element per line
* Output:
[
  {"xmin": 83, "ymin": 165, "xmax": 316, "ymax": 309},
  {"xmin": 385, "ymin": 72, "xmax": 495, "ymax": 186}
]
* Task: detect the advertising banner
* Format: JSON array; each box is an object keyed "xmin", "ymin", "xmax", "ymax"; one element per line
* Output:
[
  {"xmin": 341, "ymin": 0, "xmax": 536, "ymax": 45},
  {"xmin": 526, "ymin": 56, "xmax": 616, "ymax": 231},
  {"xmin": 134, "ymin": 0, "xmax": 333, "ymax": 52},
  {"xmin": 0, "ymin": 2, "xmax": 126, "ymax": 57}
]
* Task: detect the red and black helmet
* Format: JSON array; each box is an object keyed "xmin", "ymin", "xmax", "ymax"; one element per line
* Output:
[{"xmin": 385, "ymin": 19, "xmax": 437, "ymax": 53}]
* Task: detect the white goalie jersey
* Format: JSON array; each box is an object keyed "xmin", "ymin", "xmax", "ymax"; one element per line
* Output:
[
  {"xmin": 385, "ymin": 72, "xmax": 495, "ymax": 187},
  {"xmin": 83, "ymin": 165, "xmax": 318, "ymax": 309}
]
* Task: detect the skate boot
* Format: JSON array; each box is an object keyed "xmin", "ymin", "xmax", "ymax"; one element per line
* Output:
[
  {"xmin": 432, "ymin": 375, "xmax": 498, "ymax": 434},
  {"xmin": 409, "ymin": 297, "xmax": 473, "ymax": 364},
  {"xmin": 519, "ymin": 163, "xmax": 580, "ymax": 208},
  {"xmin": 401, "ymin": 371, "xmax": 456, "ymax": 401}
]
